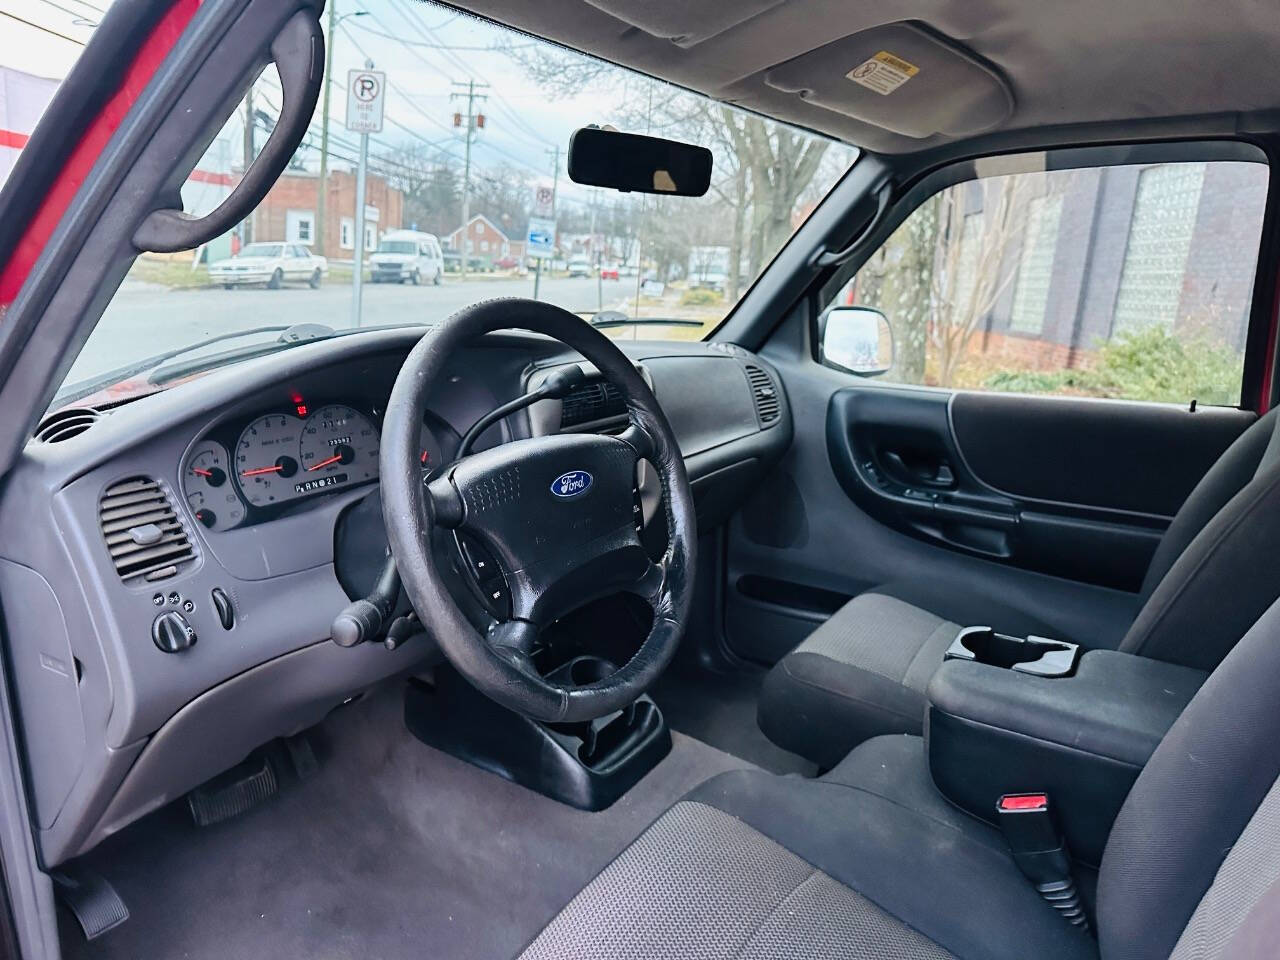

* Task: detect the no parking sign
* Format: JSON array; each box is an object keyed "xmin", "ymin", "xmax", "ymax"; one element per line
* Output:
[{"xmin": 345, "ymin": 69, "xmax": 385, "ymax": 134}]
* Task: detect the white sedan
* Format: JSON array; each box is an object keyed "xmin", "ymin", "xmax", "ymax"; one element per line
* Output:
[{"xmin": 209, "ymin": 242, "xmax": 328, "ymax": 289}]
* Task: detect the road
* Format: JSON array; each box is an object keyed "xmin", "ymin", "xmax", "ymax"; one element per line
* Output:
[{"xmin": 66, "ymin": 272, "xmax": 642, "ymax": 387}]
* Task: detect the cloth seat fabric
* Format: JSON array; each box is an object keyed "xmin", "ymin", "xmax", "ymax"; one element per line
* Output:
[
  {"xmin": 760, "ymin": 408, "xmax": 1280, "ymax": 767},
  {"xmin": 522, "ymin": 580, "xmax": 1280, "ymax": 960}
]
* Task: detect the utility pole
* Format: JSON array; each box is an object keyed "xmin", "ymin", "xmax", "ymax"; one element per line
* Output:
[
  {"xmin": 241, "ymin": 86, "xmax": 254, "ymax": 245},
  {"xmin": 533, "ymin": 144, "xmax": 559, "ymax": 300},
  {"xmin": 316, "ymin": 9, "xmax": 366, "ymax": 257},
  {"xmin": 591, "ymin": 188, "xmax": 602, "ymax": 311},
  {"xmin": 451, "ymin": 79, "xmax": 488, "ymax": 281}
]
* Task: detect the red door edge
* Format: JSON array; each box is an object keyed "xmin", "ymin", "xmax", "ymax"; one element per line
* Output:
[{"xmin": 0, "ymin": 0, "xmax": 201, "ymax": 307}]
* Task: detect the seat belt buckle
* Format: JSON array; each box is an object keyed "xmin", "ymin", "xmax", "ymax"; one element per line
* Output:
[{"xmin": 996, "ymin": 793, "xmax": 1090, "ymax": 932}]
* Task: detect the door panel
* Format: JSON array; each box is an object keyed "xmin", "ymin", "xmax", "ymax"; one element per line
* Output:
[
  {"xmin": 826, "ymin": 386, "xmax": 1253, "ymax": 591},
  {"xmin": 722, "ymin": 359, "xmax": 1252, "ymax": 666},
  {"xmin": 950, "ymin": 393, "xmax": 1253, "ymax": 516}
]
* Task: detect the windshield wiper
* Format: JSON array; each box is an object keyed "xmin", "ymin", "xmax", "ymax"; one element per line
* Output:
[
  {"xmin": 147, "ymin": 322, "xmax": 336, "ymax": 385},
  {"xmin": 54, "ymin": 323, "xmax": 334, "ymax": 406},
  {"xmin": 587, "ymin": 310, "xmax": 704, "ymax": 329}
]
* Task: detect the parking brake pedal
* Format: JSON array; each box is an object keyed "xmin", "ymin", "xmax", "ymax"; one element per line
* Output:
[
  {"xmin": 51, "ymin": 866, "xmax": 129, "ymax": 940},
  {"xmin": 187, "ymin": 753, "xmax": 278, "ymax": 827}
]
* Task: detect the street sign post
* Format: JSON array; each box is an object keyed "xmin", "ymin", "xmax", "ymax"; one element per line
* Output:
[
  {"xmin": 529, "ymin": 180, "xmax": 556, "ymax": 300},
  {"xmin": 345, "ymin": 66, "xmax": 385, "ymax": 326}
]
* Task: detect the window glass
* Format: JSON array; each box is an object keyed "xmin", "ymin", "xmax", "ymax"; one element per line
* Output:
[
  {"xmin": 833, "ymin": 158, "xmax": 1268, "ymax": 405},
  {"xmin": 25, "ymin": 0, "xmax": 856, "ymax": 404}
]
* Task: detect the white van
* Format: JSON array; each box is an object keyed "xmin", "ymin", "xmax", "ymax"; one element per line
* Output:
[{"xmin": 370, "ymin": 230, "xmax": 445, "ymax": 285}]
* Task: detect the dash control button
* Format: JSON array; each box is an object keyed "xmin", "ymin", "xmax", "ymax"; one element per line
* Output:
[{"xmin": 211, "ymin": 587, "xmax": 235, "ymax": 630}]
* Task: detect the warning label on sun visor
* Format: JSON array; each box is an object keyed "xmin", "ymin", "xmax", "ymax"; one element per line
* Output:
[{"xmin": 846, "ymin": 51, "xmax": 919, "ymax": 95}]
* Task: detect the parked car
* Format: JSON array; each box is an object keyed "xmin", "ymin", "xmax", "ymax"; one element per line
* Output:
[
  {"xmin": 600, "ymin": 264, "xmax": 619, "ymax": 281},
  {"xmin": 496, "ymin": 255, "xmax": 520, "ymax": 270},
  {"xmin": 369, "ymin": 230, "xmax": 444, "ymax": 285},
  {"xmin": 208, "ymin": 242, "xmax": 327, "ymax": 289},
  {"xmin": 568, "ymin": 255, "xmax": 590, "ymax": 277}
]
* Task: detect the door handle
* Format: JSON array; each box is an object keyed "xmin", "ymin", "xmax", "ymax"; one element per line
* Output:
[{"xmin": 883, "ymin": 451, "xmax": 956, "ymax": 489}]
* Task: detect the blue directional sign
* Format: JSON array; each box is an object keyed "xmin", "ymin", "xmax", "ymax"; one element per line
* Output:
[{"xmin": 526, "ymin": 216, "xmax": 556, "ymax": 259}]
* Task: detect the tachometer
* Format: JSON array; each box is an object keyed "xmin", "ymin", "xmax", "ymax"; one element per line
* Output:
[
  {"xmin": 298, "ymin": 404, "xmax": 379, "ymax": 491},
  {"xmin": 235, "ymin": 414, "xmax": 304, "ymax": 507}
]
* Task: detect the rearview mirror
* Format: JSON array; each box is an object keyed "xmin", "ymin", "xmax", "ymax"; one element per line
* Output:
[
  {"xmin": 820, "ymin": 306, "xmax": 894, "ymax": 377},
  {"xmin": 567, "ymin": 127, "xmax": 712, "ymax": 197}
]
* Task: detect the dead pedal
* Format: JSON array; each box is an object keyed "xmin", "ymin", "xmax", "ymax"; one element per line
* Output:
[
  {"xmin": 283, "ymin": 732, "xmax": 319, "ymax": 780},
  {"xmin": 187, "ymin": 752, "xmax": 278, "ymax": 827},
  {"xmin": 51, "ymin": 866, "xmax": 128, "ymax": 940}
]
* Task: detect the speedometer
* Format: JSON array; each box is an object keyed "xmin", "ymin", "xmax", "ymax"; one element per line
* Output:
[
  {"xmin": 298, "ymin": 404, "xmax": 379, "ymax": 491},
  {"xmin": 235, "ymin": 414, "xmax": 303, "ymax": 507}
]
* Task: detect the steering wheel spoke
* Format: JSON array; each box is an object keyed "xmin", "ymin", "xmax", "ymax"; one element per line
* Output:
[
  {"xmin": 424, "ymin": 473, "xmax": 463, "ymax": 528},
  {"xmin": 619, "ymin": 414, "xmax": 660, "ymax": 463}
]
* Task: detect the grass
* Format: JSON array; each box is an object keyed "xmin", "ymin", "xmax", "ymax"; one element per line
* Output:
[{"xmin": 127, "ymin": 258, "xmax": 213, "ymax": 289}]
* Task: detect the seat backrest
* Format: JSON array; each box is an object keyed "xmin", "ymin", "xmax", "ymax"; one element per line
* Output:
[
  {"xmin": 1098, "ymin": 592, "xmax": 1280, "ymax": 960},
  {"xmin": 1119, "ymin": 408, "xmax": 1280, "ymax": 671}
]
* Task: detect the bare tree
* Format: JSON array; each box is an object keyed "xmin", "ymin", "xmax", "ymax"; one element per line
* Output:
[
  {"xmin": 498, "ymin": 41, "xmax": 836, "ymax": 293},
  {"xmin": 929, "ymin": 177, "xmax": 1025, "ymax": 386}
]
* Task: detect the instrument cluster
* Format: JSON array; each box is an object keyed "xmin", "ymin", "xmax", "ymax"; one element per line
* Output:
[{"xmin": 181, "ymin": 398, "xmax": 451, "ymax": 532}]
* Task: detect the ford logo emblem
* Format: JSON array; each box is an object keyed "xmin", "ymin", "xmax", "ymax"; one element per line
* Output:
[{"xmin": 551, "ymin": 470, "xmax": 593, "ymax": 499}]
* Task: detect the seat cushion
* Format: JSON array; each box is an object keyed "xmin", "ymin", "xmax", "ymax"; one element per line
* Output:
[
  {"xmin": 518, "ymin": 739, "xmax": 1097, "ymax": 960},
  {"xmin": 757, "ymin": 593, "xmax": 959, "ymax": 767},
  {"xmin": 758, "ymin": 588, "xmax": 1068, "ymax": 768}
]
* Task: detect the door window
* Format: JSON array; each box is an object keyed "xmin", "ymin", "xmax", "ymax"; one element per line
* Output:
[{"xmin": 825, "ymin": 155, "xmax": 1268, "ymax": 405}]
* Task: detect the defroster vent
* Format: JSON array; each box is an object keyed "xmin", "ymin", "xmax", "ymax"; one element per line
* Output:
[
  {"xmin": 99, "ymin": 477, "xmax": 195, "ymax": 584},
  {"xmin": 559, "ymin": 378, "xmax": 627, "ymax": 429},
  {"xmin": 744, "ymin": 364, "xmax": 780, "ymax": 426}
]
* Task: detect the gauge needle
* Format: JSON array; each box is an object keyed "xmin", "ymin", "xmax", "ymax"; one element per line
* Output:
[
  {"xmin": 307, "ymin": 454, "xmax": 343, "ymax": 471},
  {"xmin": 241, "ymin": 465, "xmax": 283, "ymax": 477},
  {"xmin": 191, "ymin": 468, "xmax": 213, "ymax": 477}
]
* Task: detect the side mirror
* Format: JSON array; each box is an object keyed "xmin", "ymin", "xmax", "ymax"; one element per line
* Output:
[{"xmin": 820, "ymin": 306, "xmax": 894, "ymax": 377}]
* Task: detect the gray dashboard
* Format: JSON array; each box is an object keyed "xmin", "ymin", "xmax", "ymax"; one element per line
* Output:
[{"xmin": 0, "ymin": 327, "xmax": 790, "ymax": 866}]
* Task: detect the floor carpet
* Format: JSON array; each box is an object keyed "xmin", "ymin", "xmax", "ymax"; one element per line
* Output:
[
  {"xmin": 61, "ymin": 685, "xmax": 749, "ymax": 960},
  {"xmin": 650, "ymin": 663, "xmax": 818, "ymax": 777}
]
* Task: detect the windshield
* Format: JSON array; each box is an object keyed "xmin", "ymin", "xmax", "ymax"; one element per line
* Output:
[
  {"xmin": 237, "ymin": 243, "xmax": 283, "ymax": 258},
  {"xmin": 378, "ymin": 240, "xmax": 418, "ymax": 254},
  {"xmin": 12, "ymin": 1, "xmax": 855, "ymax": 402}
]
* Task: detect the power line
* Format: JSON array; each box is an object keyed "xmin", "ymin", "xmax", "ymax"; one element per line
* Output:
[
  {"xmin": 0, "ymin": 9, "xmax": 86, "ymax": 44},
  {"xmin": 384, "ymin": 0, "xmax": 555, "ymax": 148},
  {"xmin": 33, "ymin": 0, "xmax": 98, "ymax": 26}
]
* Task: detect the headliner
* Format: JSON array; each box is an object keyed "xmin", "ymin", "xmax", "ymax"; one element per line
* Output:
[{"xmin": 439, "ymin": 0, "xmax": 1280, "ymax": 155}]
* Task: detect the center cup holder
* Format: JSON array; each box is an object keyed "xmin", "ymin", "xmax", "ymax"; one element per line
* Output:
[{"xmin": 944, "ymin": 625, "xmax": 1081, "ymax": 677}]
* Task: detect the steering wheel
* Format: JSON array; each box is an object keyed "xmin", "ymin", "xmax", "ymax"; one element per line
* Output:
[{"xmin": 380, "ymin": 299, "xmax": 696, "ymax": 723}]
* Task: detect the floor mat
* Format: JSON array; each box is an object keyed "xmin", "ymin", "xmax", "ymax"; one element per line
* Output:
[
  {"xmin": 651, "ymin": 664, "xmax": 818, "ymax": 777},
  {"xmin": 61, "ymin": 686, "xmax": 749, "ymax": 960}
]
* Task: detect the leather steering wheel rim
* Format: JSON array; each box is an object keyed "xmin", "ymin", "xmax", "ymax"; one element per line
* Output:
[{"xmin": 380, "ymin": 298, "xmax": 696, "ymax": 723}]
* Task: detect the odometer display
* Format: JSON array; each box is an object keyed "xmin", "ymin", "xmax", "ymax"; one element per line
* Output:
[{"xmin": 298, "ymin": 404, "xmax": 379, "ymax": 486}]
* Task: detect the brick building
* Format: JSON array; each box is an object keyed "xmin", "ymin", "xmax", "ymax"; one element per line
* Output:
[
  {"xmin": 962, "ymin": 162, "xmax": 1265, "ymax": 370},
  {"xmin": 443, "ymin": 214, "xmax": 510, "ymax": 262},
  {"xmin": 250, "ymin": 169, "xmax": 404, "ymax": 256}
]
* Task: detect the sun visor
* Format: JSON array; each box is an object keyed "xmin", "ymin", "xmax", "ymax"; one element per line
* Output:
[
  {"xmin": 582, "ymin": 0, "xmax": 788, "ymax": 47},
  {"xmin": 763, "ymin": 22, "xmax": 1013, "ymax": 139}
]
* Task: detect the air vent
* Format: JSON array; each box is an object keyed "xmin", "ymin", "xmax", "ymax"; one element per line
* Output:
[
  {"xmin": 745, "ymin": 364, "xmax": 781, "ymax": 426},
  {"xmin": 35, "ymin": 407, "xmax": 100, "ymax": 443},
  {"xmin": 99, "ymin": 477, "xmax": 195, "ymax": 584},
  {"xmin": 560, "ymin": 378, "xmax": 628, "ymax": 429}
]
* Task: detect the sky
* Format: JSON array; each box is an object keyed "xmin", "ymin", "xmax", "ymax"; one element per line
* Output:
[{"xmin": 0, "ymin": 0, "xmax": 667, "ymax": 214}]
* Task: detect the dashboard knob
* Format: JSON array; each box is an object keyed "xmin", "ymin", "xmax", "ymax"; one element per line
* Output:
[{"xmin": 152, "ymin": 610, "xmax": 197, "ymax": 653}]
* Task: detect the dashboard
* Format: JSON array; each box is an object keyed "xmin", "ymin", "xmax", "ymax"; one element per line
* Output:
[
  {"xmin": 183, "ymin": 399, "xmax": 456, "ymax": 531},
  {"xmin": 0, "ymin": 327, "xmax": 792, "ymax": 869}
]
